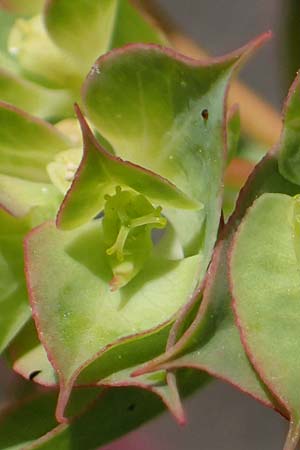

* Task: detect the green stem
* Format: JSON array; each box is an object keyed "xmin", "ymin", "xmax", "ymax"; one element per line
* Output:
[
  {"xmin": 130, "ymin": 213, "xmax": 166, "ymax": 229},
  {"xmin": 106, "ymin": 225, "xmax": 130, "ymax": 261},
  {"xmin": 284, "ymin": 419, "xmax": 300, "ymax": 450}
]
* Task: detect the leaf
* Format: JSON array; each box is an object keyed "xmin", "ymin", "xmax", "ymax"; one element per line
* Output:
[
  {"xmin": 110, "ymin": 0, "xmax": 167, "ymax": 49},
  {"xmin": 0, "ymin": 101, "xmax": 71, "ymax": 182},
  {"xmin": 0, "ymin": 386, "xmax": 108, "ymax": 450},
  {"xmin": 3, "ymin": 0, "xmax": 166, "ymax": 116},
  {"xmin": 0, "ymin": 0, "xmax": 44, "ymax": 15},
  {"xmin": 24, "ymin": 220, "xmax": 200, "ymax": 420},
  {"xmin": 227, "ymin": 103, "xmax": 241, "ymax": 163},
  {"xmin": 281, "ymin": 0, "xmax": 300, "ymax": 92},
  {"xmin": 8, "ymin": 319, "xmax": 58, "ymax": 386},
  {"xmin": 98, "ymin": 366, "xmax": 210, "ymax": 427},
  {"xmin": 134, "ymin": 73, "xmax": 300, "ymax": 421},
  {"xmin": 0, "ymin": 207, "xmax": 31, "ymax": 353},
  {"xmin": 8, "ymin": 318, "xmax": 171, "ymax": 389},
  {"xmin": 22, "ymin": 370, "xmax": 208, "ymax": 450},
  {"xmin": 0, "ymin": 174, "xmax": 61, "ymax": 217},
  {"xmin": 57, "ymin": 107, "xmax": 200, "ymax": 230},
  {"xmin": 41, "ymin": 34, "xmax": 270, "ymax": 423},
  {"xmin": 134, "ymin": 151, "xmax": 300, "ymax": 417},
  {"xmin": 230, "ymin": 193, "xmax": 300, "ymax": 449},
  {"xmin": 231, "ymin": 72, "xmax": 300, "ymax": 450},
  {"xmin": 278, "ymin": 74, "xmax": 300, "ymax": 185},
  {"xmin": 46, "ymin": 148, "xmax": 82, "ymax": 195},
  {"xmin": 7, "ymin": 317, "xmax": 209, "ymax": 427},
  {"xmin": 45, "ymin": 0, "xmax": 118, "ymax": 75},
  {"xmin": 8, "ymin": 318, "xmax": 178, "ymax": 418},
  {"xmin": 0, "ymin": 8, "xmax": 15, "ymax": 53},
  {"xmin": 8, "ymin": 225, "xmax": 185, "ymax": 387},
  {"xmin": 135, "ymin": 239, "xmax": 280, "ymax": 411},
  {"xmin": 82, "ymin": 35, "xmax": 270, "ymax": 276},
  {"xmin": 99, "ymin": 368, "xmax": 186, "ymax": 425},
  {"xmin": 44, "ymin": 0, "xmax": 165, "ymax": 76},
  {"xmin": 0, "ymin": 68, "xmax": 74, "ymax": 119},
  {"xmin": 0, "ymin": 391, "xmax": 58, "ymax": 450},
  {"xmin": 0, "ymin": 178, "xmax": 61, "ymax": 352},
  {"xmin": 0, "ymin": 7, "xmax": 19, "ymax": 76},
  {"xmin": 25, "ymin": 388, "xmax": 171, "ymax": 450},
  {"xmin": 8, "ymin": 15, "xmax": 83, "ymax": 90}
]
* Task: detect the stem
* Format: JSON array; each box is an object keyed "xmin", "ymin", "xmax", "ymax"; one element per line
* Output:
[
  {"xmin": 284, "ymin": 419, "xmax": 300, "ymax": 450},
  {"xmin": 225, "ymin": 158, "xmax": 254, "ymax": 189}
]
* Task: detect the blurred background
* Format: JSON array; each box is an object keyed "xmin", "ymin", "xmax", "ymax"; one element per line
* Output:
[
  {"xmin": 103, "ymin": 1, "xmax": 290, "ymax": 449},
  {"xmin": 160, "ymin": 0, "xmax": 285, "ymax": 109}
]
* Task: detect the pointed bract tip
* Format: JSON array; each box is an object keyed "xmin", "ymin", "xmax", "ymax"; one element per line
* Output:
[
  {"xmin": 169, "ymin": 402, "xmax": 187, "ymax": 426},
  {"xmin": 233, "ymin": 31, "xmax": 272, "ymax": 67},
  {"xmin": 74, "ymin": 103, "xmax": 89, "ymax": 136},
  {"xmin": 176, "ymin": 410, "xmax": 187, "ymax": 426}
]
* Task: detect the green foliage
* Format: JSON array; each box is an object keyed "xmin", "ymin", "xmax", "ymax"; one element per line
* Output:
[
  {"xmin": 281, "ymin": 0, "xmax": 300, "ymax": 91},
  {"xmin": 1, "ymin": 1, "xmax": 300, "ymax": 449}
]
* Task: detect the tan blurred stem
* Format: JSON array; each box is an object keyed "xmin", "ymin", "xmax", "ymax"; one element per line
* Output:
[{"xmin": 133, "ymin": 0, "xmax": 282, "ymax": 187}]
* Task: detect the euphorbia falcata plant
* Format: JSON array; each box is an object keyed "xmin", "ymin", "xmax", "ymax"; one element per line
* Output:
[{"xmin": 1, "ymin": 0, "xmax": 300, "ymax": 449}]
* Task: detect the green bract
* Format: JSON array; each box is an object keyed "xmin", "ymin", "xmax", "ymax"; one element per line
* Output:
[
  {"xmin": 231, "ymin": 193, "xmax": 300, "ymax": 448},
  {"xmin": 1, "ymin": 1, "xmax": 300, "ymax": 449},
  {"xmin": 229, "ymin": 74, "xmax": 300, "ymax": 450}
]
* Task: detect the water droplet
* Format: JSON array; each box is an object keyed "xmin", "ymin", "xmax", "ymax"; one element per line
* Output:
[
  {"xmin": 66, "ymin": 162, "xmax": 77, "ymax": 171},
  {"xmin": 65, "ymin": 171, "xmax": 74, "ymax": 181},
  {"xmin": 9, "ymin": 46, "xmax": 19, "ymax": 56},
  {"xmin": 91, "ymin": 64, "xmax": 101, "ymax": 76}
]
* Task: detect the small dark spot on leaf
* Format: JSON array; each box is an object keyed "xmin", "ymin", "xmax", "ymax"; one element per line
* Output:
[
  {"xmin": 127, "ymin": 403, "xmax": 136, "ymax": 412},
  {"xmin": 201, "ymin": 109, "xmax": 209, "ymax": 121},
  {"xmin": 29, "ymin": 370, "xmax": 42, "ymax": 381},
  {"xmin": 94, "ymin": 211, "xmax": 104, "ymax": 220}
]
